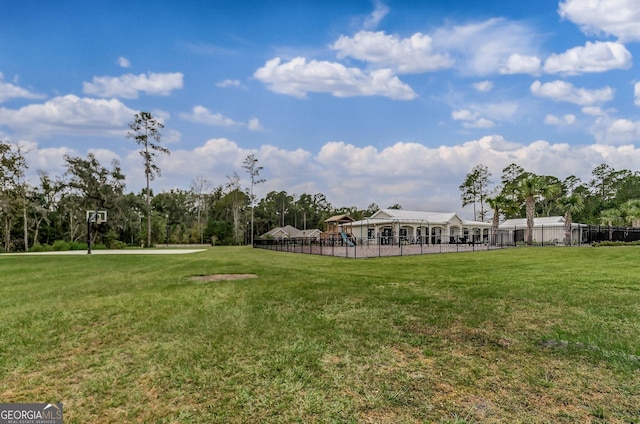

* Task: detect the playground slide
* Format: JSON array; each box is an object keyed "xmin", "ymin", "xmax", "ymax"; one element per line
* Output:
[{"xmin": 340, "ymin": 231, "xmax": 355, "ymax": 247}]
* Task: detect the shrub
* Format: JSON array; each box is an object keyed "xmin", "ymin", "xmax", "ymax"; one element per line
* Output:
[
  {"xmin": 108, "ymin": 240, "xmax": 127, "ymax": 250},
  {"xmin": 30, "ymin": 244, "xmax": 53, "ymax": 252},
  {"xmin": 593, "ymin": 241, "xmax": 640, "ymax": 247},
  {"xmin": 52, "ymin": 240, "xmax": 71, "ymax": 251},
  {"xmin": 69, "ymin": 241, "xmax": 88, "ymax": 251}
]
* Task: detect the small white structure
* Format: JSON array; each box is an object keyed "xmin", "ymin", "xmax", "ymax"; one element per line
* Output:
[
  {"xmin": 260, "ymin": 225, "xmax": 322, "ymax": 240},
  {"xmin": 350, "ymin": 209, "xmax": 492, "ymax": 245},
  {"xmin": 498, "ymin": 216, "xmax": 587, "ymax": 245}
]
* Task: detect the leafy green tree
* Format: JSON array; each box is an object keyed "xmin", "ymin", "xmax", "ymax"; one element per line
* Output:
[
  {"xmin": 294, "ymin": 193, "xmax": 314, "ymax": 231},
  {"xmin": 486, "ymin": 194, "xmax": 508, "ymax": 245},
  {"xmin": 459, "ymin": 164, "xmax": 492, "ymax": 221},
  {"xmin": 514, "ymin": 173, "xmax": 548, "ymax": 245},
  {"xmin": 191, "ymin": 176, "xmax": 211, "ymax": 244},
  {"xmin": 537, "ymin": 175, "xmax": 563, "ymax": 216},
  {"xmin": 312, "ymin": 193, "xmax": 332, "ymax": 229},
  {"xmin": 222, "ymin": 173, "xmax": 248, "ymax": 244},
  {"xmin": 31, "ymin": 171, "xmax": 65, "ymax": 246},
  {"xmin": 499, "ymin": 163, "xmax": 526, "ymax": 218},
  {"xmin": 620, "ymin": 199, "xmax": 640, "ymax": 227},
  {"xmin": 242, "ymin": 154, "xmax": 265, "ymax": 245},
  {"xmin": 127, "ymin": 112, "xmax": 170, "ymax": 247},
  {"xmin": 599, "ymin": 207, "xmax": 621, "ymax": 240},
  {"xmin": 366, "ymin": 203, "xmax": 380, "ymax": 216},
  {"xmin": 0, "ymin": 141, "xmax": 28, "ymax": 252},
  {"xmin": 614, "ymin": 171, "xmax": 640, "ymax": 205},
  {"xmin": 152, "ymin": 189, "xmax": 196, "ymax": 243},
  {"xmin": 63, "ymin": 153, "xmax": 126, "ymax": 246},
  {"xmin": 257, "ymin": 191, "xmax": 294, "ymax": 228},
  {"xmin": 119, "ymin": 192, "xmax": 146, "ymax": 245}
]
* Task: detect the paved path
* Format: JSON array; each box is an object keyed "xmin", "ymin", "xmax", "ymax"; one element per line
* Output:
[{"xmin": 1, "ymin": 249, "xmax": 207, "ymax": 256}]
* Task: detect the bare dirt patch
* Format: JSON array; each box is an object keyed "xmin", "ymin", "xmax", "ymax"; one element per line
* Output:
[{"xmin": 189, "ymin": 274, "xmax": 257, "ymax": 282}]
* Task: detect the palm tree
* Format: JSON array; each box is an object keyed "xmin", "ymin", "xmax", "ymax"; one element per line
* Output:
[
  {"xmin": 515, "ymin": 174, "xmax": 543, "ymax": 245},
  {"xmin": 486, "ymin": 194, "xmax": 507, "ymax": 246},
  {"xmin": 559, "ymin": 194, "xmax": 583, "ymax": 245},
  {"xmin": 514, "ymin": 173, "xmax": 561, "ymax": 245},
  {"xmin": 620, "ymin": 199, "xmax": 640, "ymax": 227},
  {"xmin": 599, "ymin": 208, "xmax": 622, "ymax": 241}
]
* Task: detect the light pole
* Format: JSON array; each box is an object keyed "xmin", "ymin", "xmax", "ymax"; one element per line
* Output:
[{"xmin": 165, "ymin": 214, "xmax": 170, "ymax": 247}]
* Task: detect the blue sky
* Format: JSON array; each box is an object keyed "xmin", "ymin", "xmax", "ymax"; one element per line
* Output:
[{"xmin": 2, "ymin": 0, "xmax": 640, "ymax": 218}]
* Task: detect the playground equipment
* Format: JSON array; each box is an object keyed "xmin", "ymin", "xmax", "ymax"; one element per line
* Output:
[
  {"xmin": 340, "ymin": 231, "xmax": 355, "ymax": 247},
  {"xmin": 322, "ymin": 214, "xmax": 356, "ymax": 246}
]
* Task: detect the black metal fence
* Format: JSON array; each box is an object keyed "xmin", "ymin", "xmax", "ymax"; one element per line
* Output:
[
  {"xmin": 583, "ymin": 225, "xmax": 640, "ymax": 243},
  {"xmin": 254, "ymin": 224, "xmax": 640, "ymax": 258},
  {"xmin": 254, "ymin": 236, "xmax": 501, "ymax": 258}
]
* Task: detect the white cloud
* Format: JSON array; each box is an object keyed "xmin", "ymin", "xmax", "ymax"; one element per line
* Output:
[
  {"xmin": 332, "ymin": 18, "xmax": 541, "ymax": 77},
  {"xmin": 82, "ymin": 72, "xmax": 184, "ymax": 99},
  {"xmin": 476, "ymin": 102, "xmax": 520, "ymax": 122},
  {"xmin": 117, "ymin": 57, "xmax": 131, "ymax": 68},
  {"xmin": 543, "ymin": 41, "xmax": 631, "ymax": 74},
  {"xmin": 544, "ymin": 114, "xmax": 576, "ymax": 125},
  {"xmin": 332, "ymin": 31, "xmax": 452, "ymax": 73},
  {"xmin": 466, "ymin": 118, "xmax": 495, "ymax": 129},
  {"xmin": 530, "ymin": 80, "xmax": 614, "ymax": 105},
  {"xmin": 0, "ymin": 95, "xmax": 136, "ymax": 137},
  {"xmin": 559, "ymin": 0, "xmax": 640, "ymax": 42},
  {"xmin": 216, "ymin": 79, "xmax": 247, "ymax": 90},
  {"xmin": 150, "ymin": 138, "xmax": 315, "ymax": 200},
  {"xmin": 18, "ymin": 134, "xmax": 640, "ymax": 217},
  {"xmin": 588, "ymin": 112, "xmax": 640, "ymax": 144},
  {"xmin": 248, "ymin": 117, "xmax": 263, "ymax": 131},
  {"xmin": 312, "ymin": 135, "xmax": 640, "ymax": 211},
  {"xmin": 609, "ymin": 118, "xmax": 637, "ymax": 134},
  {"xmin": 451, "ymin": 109, "xmax": 495, "ymax": 128},
  {"xmin": 179, "ymin": 106, "xmax": 242, "ymax": 127},
  {"xmin": 432, "ymin": 18, "xmax": 540, "ymax": 76},
  {"xmin": 179, "ymin": 106, "xmax": 263, "ymax": 131},
  {"xmin": 500, "ymin": 54, "xmax": 542, "ymax": 75},
  {"xmin": 0, "ymin": 73, "xmax": 45, "ymax": 103},
  {"xmin": 590, "ymin": 117, "xmax": 640, "ymax": 145},
  {"xmin": 582, "ymin": 106, "xmax": 607, "ymax": 116},
  {"xmin": 635, "ymin": 82, "xmax": 640, "ymax": 106},
  {"xmin": 473, "ymin": 81, "xmax": 493, "ymax": 92},
  {"xmin": 449, "ymin": 101, "xmax": 518, "ymax": 128},
  {"xmin": 26, "ymin": 144, "xmax": 78, "ymax": 175},
  {"xmin": 254, "ymin": 57, "xmax": 416, "ymax": 100},
  {"xmin": 363, "ymin": 0, "xmax": 390, "ymax": 30},
  {"xmin": 451, "ymin": 109, "xmax": 478, "ymax": 121}
]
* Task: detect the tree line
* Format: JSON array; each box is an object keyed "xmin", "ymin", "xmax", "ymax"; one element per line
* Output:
[
  {"xmin": 459, "ymin": 163, "xmax": 640, "ymax": 245},
  {"xmin": 5, "ymin": 110, "xmax": 636, "ymax": 252},
  {"xmin": 0, "ymin": 112, "xmax": 387, "ymax": 252}
]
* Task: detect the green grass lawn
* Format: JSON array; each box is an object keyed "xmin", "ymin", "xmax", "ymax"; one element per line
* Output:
[{"xmin": 1, "ymin": 247, "xmax": 639, "ymax": 423}]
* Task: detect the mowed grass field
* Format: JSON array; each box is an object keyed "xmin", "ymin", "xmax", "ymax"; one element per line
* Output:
[{"xmin": 1, "ymin": 247, "xmax": 639, "ymax": 423}]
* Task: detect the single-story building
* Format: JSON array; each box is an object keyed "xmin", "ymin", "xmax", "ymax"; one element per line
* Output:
[
  {"xmin": 350, "ymin": 209, "xmax": 492, "ymax": 245},
  {"xmin": 259, "ymin": 225, "xmax": 322, "ymax": 240},
  {"xmin": 498, "ymin": 216, "xmax": 587, "ymax": 245}
]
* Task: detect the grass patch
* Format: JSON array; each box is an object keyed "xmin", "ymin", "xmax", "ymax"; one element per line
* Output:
[{"xmin": 1, "ymin": 247, "xmax": 640, "ymax": 422}]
